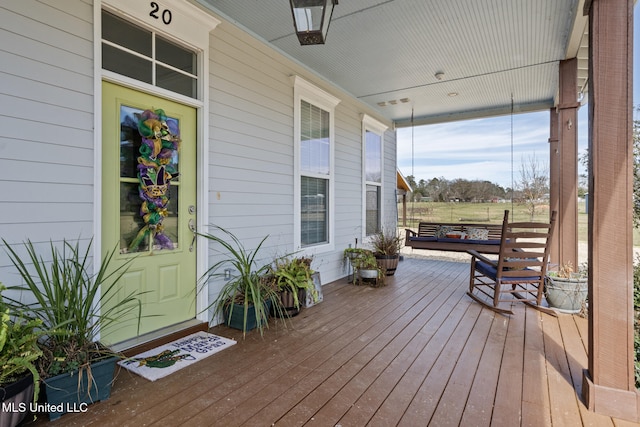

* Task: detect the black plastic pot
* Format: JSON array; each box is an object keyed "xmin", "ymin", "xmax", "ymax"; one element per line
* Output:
[{"xmin": 0, "ymin": 373, "xmax": 35, "ymax": 427}]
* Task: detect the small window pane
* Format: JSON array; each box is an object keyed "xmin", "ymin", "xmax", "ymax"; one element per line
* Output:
[
  {"xmin": 103, "ymin": 44, "xmax": 152, "ymax": 84},
  {"xmin": 119, "ymin": 183, "xmax": 179, "ymax": 253},
  {"xmin": 102, "ymin": 11, "xmax": 152, "ymax": 57},
  {"xmin": 156, "ymin": 37, "xmax": 196, "ymax": 75},
  {"xmin": 157, "ymin": 185, "xmax": 179, "ymax": 250},
  {"xmin": 120, "ymin": 182, "xmax": 148, "ymax": 253},
  {"xmin": 101, "ymin": 10, "xmax": 199, "ymax": 99},
  {"xmin": 292, "ymin": 5, "xmax": 323, "ymax": 32},
  {"xmin": 301, "ymin": 176, "xmax": 328, "ymax": 246},
  {"xmin": 119, "ymin": 105, "xmax": 181, "ymax": 180},
  {"xmin": 365, "ymin": 130, "xmax": 382, "ymax": 183},
  {"xmin": 119, "ymin": 105, "xmax": 142, "ymax": 179},
  {"xmin": 157, "ymin": 65, "xmax": 197, "ymax": 98},
  {"xmin": 366, "ymin": 185, "xmax": 381, "ymax": 235},
  {"xmin": 300, "ymin": 101, "xmax": 330, "ymax": 175}
]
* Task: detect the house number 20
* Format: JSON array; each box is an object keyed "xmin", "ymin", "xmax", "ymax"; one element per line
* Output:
[{"xmin": 149, "ymin": 2, "xmax": 172, "ymax": 25}]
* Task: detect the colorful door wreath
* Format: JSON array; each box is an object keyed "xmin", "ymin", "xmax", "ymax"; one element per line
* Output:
[{"xmin": 128, "ymin": 108, "xmax": 181, "ymax": 252}]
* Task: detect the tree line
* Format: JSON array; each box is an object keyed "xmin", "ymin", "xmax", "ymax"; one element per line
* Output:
[
  {"xmin": 405, "ymin": 107, "xmax": 640, "ymax": 224},
  {"xmin": 405, "ymin": 154, "xmax": 551, "ymax": 220},
  {"xmin": 404, "ymin": 176, "xmax": 510, "ymax": 203}
]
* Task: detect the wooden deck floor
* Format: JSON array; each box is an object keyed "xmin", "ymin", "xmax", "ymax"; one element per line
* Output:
[{"xmin": 29, "ymin": 257, "xmax": 639, "ymax": 426}]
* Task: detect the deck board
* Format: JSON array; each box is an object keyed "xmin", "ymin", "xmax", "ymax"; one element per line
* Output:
[
  {"xmin": 428, "ymin": 307, "xmax": 495, "ymax": 426},
  {"xmin": 491, "ymin": 300, "xmax": 526, "ymax": 426},
  {"xmin": 338, "ymin": 285, "xmax": 485, "ymax": 426},
  {"xmin": 459, "ymin": 308, "xmax": 509, "ymax": 427},
  {"xmin": 397, "ymin": 302, "xmax": 482, "ymax": 426},
  {"xmin": 26, "ymin": 257, "xmax": 639, "ymax": 427},
  {"xmin": 521, "ymin": 309, "xmax": 552, "ymax": 427},
  {"xmin": 309, "ymin": 275, "xmax": 465, "ymax": 426},
  {"xmin": 363, "ymin": 269, "xmax": 471, "ymax": 426},
  {"xmin": 544, "ymin": 308, "xmax": 586, "ymax": 426}
]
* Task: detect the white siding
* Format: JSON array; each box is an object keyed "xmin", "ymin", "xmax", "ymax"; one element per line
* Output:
[
  {"xmin": 0, "ymin": 1, "xmax": 397, "ymax": 300},
  {"xmin": 0, "ymin": 0, "xmax": 95, "ymax": 271},
  {"xmin": 383, "ymin": 130, "xmax": 399, "ymax": 229},
  {"xmin": 206, "ymin": 20, "xmax": 396, "ymax": 288}
]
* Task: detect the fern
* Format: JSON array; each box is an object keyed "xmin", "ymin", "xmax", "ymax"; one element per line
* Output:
[{"xmin": 0, "ymin": 286, "xmax": 42, "ymax": 402}]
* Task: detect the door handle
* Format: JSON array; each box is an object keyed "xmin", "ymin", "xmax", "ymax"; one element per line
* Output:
[{"xmin": 188, "ymin": 219, "xmax": 196, "ymax": 252}]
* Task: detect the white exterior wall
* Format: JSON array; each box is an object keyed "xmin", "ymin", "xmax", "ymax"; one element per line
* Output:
[
  {"xmin": 0, "ymin": 0, "xmax": 397, "ymax": 314},
  {"xmin": 205, "ymin": 19, "xmax": 396, "ymax": 292},
  {"xmin": 0, "ymin": 0, "xmax": 95, "ymax": 278},
  {"xmin": 383, "ymin": 131, "xmax": 399, "ymax": 228}
]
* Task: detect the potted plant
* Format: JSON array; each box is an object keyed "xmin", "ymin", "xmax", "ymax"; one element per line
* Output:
[
  {"xmin": 2, "ymin": 238, "xmax": 144, "ymax": 421},
  {"xmin": 343, "ymin": 247, "xmax": 367, "ymax": 282},
  {"xmin": 370, "ymin": 228, "xmax": 402, "ymax": 276},
  {"xmin": 269, "ymin": 256, "xmax": 318, "ymax": 317},
  {"xmin": 343, "ymin": 248, "xmax": 384, "ymax": 286},
  {"xmin": 0, "ymin": 285, "xmax": 42, "ymax": 427},
  {"xmin": 200, "ymin": 226, "xmax": 283, "ymax": 337},
  {"xmin": 545, "ymin": 261, "xmax": 588, "ymax": 314},
  {"xmin": 343, "ymin": 247, "xmax": 372, "ymax": 266}
]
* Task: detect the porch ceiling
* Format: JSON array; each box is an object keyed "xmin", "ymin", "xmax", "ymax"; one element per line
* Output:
[{"xmin": 196, "ymin": 0, "xmax": 588, "ymax": 127}]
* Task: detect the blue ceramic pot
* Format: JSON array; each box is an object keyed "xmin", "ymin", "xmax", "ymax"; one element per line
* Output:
[{"xmin": 223, "ymin": 300, "xmax": 272, "ymax": 332}]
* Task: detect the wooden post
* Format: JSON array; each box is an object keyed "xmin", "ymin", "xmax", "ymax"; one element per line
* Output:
[
  {"xmin": 582, "ymin": 0, "xmax": 639, "ymax": 421},
  {"xmin": 548, "ymin": 108, "xmax": 560, "ymax": 266},
  {"xmin": 402, "ymin": 193, "xmax": 407, "ymax": 227},
  {"xmin": 557, "ymin": 58, "xmax": 579, "ymax": 270}
]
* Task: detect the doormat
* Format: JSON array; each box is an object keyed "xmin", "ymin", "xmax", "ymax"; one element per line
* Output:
[{"xmin": 118, "ymin": 331, "xmax": 236, "ymax": 382}]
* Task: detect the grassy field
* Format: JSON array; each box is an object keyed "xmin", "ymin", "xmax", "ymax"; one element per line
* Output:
[{"xmin": 397, "ymin": 201, "xmax": 640, "ymax": 245}]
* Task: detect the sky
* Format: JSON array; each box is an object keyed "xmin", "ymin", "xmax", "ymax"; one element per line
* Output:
[{"xmin": 397, "ymin": 4, "xmax": 639, "ymax": 190}]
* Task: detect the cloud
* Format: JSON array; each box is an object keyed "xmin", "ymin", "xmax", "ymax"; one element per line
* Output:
[{"xmin": 397, "ymin": 109, "xmax": 589, "ymax": 188}]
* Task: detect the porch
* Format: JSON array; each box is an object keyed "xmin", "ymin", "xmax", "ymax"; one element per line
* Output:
[{"xmin": 31, "ymin": 257, "xmax": 637, "ymax": 426}]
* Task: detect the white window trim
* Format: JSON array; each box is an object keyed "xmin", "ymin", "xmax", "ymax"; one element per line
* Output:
[
  {"xmin": 292, "ymin": 76, "xmax": 340, "ymax": 255},
  {"xmin": 362, "ymin": 114, "xmax": 388, "ymax": 240}
]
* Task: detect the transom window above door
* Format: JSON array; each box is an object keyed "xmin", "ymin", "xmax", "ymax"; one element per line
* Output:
[{"xmin": 102, "ymin": 10, "xmax": 198, "ymax": 99}]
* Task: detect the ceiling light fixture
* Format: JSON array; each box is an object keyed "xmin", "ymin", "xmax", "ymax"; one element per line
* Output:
[
  {"xmin": 448, "ymin": 92, "xmax": 459, "ymax": 97},
  {"xmin": 290, "ymin": 0, "xmax": 338, "ymax": 45}
]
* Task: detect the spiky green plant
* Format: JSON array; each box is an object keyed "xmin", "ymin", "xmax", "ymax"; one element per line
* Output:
[
  {"xmin": 199, "ymin": 226, "xmax": 281, "ymax": 337},
  {"xmin": 2, "ymin": 238, "xmax": 144, "ymax": 377}
]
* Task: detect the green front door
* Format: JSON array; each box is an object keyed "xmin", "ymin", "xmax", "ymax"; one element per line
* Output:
[{"xmin": 101, "ymin": 81, "xmax": 197, "ymax": 344}]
